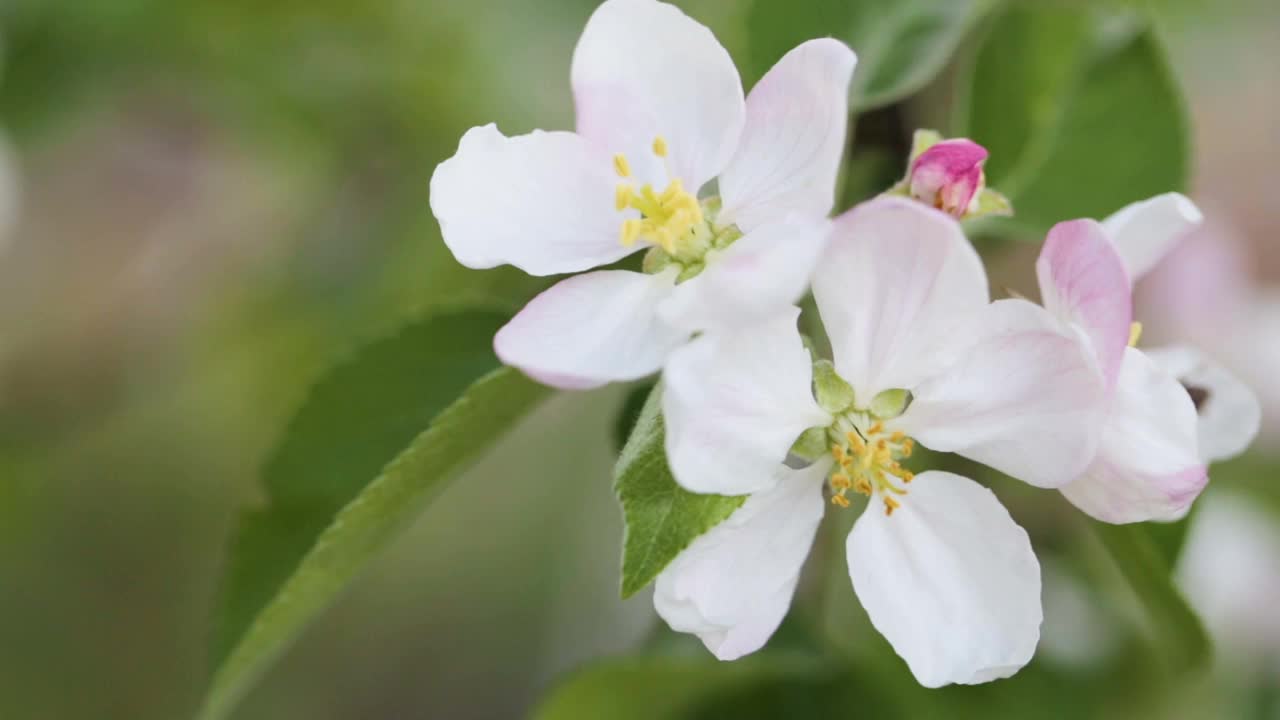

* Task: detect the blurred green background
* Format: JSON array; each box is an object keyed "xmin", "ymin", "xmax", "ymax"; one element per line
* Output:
[{"xmin": 0, "ymin": 0, "xmax": 1277, "ymax": 718}]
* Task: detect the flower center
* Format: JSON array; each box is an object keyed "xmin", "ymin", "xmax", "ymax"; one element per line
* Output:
[
  {"xmin": 827, "ymin": 418, "xmax": 915, "ymax": 516},
  {"xmin": 613, "ymin": 137, "xmax": 715, "ymax": 264}
]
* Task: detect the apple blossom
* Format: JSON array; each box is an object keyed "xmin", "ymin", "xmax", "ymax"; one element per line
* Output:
[
  {"xmin": 1035, "ymin": 195, "xmax": 1259, "ymax": 522},
  {"xmin": 654, "ymin": 197, "xmax": 1107, "ymax": 686},
  {"xmin": 429, "ymin": 0, "xmax": 856, "ymax": 389}
]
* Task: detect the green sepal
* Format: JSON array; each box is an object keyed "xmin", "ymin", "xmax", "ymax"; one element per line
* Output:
[
  {"xmin": 789, "ymin": 426, "xmax": 830, "ymax": 462},
  {"xmin": 870, "ymin": 388, "xmax": 912, "ymax": 419},
  {"xmin": 812, "ymin": 359, "xmax": 855, "ymax": 414}
]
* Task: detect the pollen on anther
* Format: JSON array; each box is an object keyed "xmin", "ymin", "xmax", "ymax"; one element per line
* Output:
[
  {"xmin": 831, "ymin": 494, "xmax": 850, "ymax": 508},
  {"xmin": 883, "ymin": 496, "xmax": 901, "ymax": 516},
  {"xmin": 613, "ymin": 153, "xmax": 632, "ymax": 178},
  {"xmin": 620, "ymin": 219, "xmax": 642, "ymax": 246},
  {"xmin": 652, "ymin": 136, "xmax": 669, "ymax": 158},
  {"xmin": 831, "ymin": 473, "xmax": 851, "ymax": 490}
]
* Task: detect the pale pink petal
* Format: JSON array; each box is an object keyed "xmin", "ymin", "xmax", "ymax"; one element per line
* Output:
[
  {"xmin": 572, "ymin": 0, "xmax": 744, "ymax": 190},
  {"xmin": 663, "ymin": 308, "xmax": 832, "ymax": 495},
  {"xmin": 656, "ymin": 217, "xmax": 829, "ymax": 333},
  {"xmin": 898, "ymin": 299, "xmax": 1106, "ymax": 489},
  {"xmin": 655, "ymin": 462, "xmax": 827, "ymax": 661},
  {"xmin": 1103, "ymin": 192, "xmax": 1203, "ymax": 281},
  {"xmin": 429, "ymin": 124, "xmax": 631, "ymax": 276},
  {"xmin": 813, "ymin": 196, "xmax": 989, "ymax": 399},
  {"xmin": 718, "ymin": 39, "xmax": 857, "ymax": 231},
  {"xmin": 1036, "ymin": 219, "xmax": 1133, "ymax": 391},
  {"xmin": 1145, "ymin": 345, "xmax": 1259, "ymax": 464},
  {"xmin": 1060, "ymin": 348, "xmax": 1206, "ymax": 523},
  {"xmin": 848, "ymin": 472, "xmax": 1042, "ymax": 687},
  {"xmin": 494, "ymin": 269, "xmax": 683, "ymax": 389}
]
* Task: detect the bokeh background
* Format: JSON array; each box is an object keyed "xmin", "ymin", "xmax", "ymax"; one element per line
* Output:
[{"xmin": 0, "ymin": 0, "xmax": 1277, "ymax": 718}]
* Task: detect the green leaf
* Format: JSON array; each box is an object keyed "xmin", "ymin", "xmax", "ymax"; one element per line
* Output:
[
  {"xmin": 746, "ymin": 0, "xmax": 1000, "ymax": 110},
  {"xmin": 956, "ymin": 8, "xmax": 1190, "ymax": 236},
  {"xmin": 615, "ymin": 385, "xmax": 745, "ymax": 598},
  {"xmin": 1092, "ymin": 522, "xmax": 1210, "ymax": 675},
  {"xmin": 200, "ymin": 309, "xmax": 551, "ymax": 720},
  {"xmin": 532, "ymin": 655, "xmax": 824, "ymax": 720}
]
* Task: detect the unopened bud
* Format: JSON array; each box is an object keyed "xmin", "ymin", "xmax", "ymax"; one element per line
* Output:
[{"xmin": 908, "ymin": 138, "xmax": 989, "ymax": 219}]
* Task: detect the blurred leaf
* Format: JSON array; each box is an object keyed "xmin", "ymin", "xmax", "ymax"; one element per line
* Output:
[
  {"xmin": 615, "ymin": 385, "xmax": 745, "ymax": 598},
  {"xmin": 957, "ymin": 8, "xmax": 1190, "ymax": 236},
  {"xmin": 613, "ymin": 381, "xmax": 657, "ymax": 453},
  {"xmin": 746, "ymin": 0, "xmax": 1000, "ymax": 110},
  {"xmin": 1092, "ymin": 522, "xmax": 1210, "ymax": 675},
  {"xmin": 532, "ymin": 654, "xmax": 827, "ymax": 720},
  {"xmin": 201, "ymin": 309, "xmax": 551, "ymax": 720}
]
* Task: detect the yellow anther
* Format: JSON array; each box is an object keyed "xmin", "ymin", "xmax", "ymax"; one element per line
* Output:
[
  {"xmin": 901, "ymin": 439, "xmax": 914, "ymax": 457},
  {"xmin": 853, "ymin": 478, "xmax": 873, "ymax": 496},
  {"xmin": 831, "ymin": 473, "xmax": 851, "ymax": 490},
  {"xmin": 890, "ymin": 431, "xmax": 906, "ymax": 443},
  {"xmin": 868, "ymin": 421, "xmax": 884, "ymax": 435},
  {"xmin": 615, "ymin": 184, "xmax": 633, "ymax": 211},
  {"xmin": 613, "ymin": 153, "xmax": 632, "ymax": 178},
  {"xmin": 831, "ymin": 494, "xmax": 851, "ymax": 508},
  {"xmin": 846, "ymin": 431, "xmax": 866, "ymax": 453},
  {"xmin": 883, "ymin": 496, "xmax": 901, "ymax": 516},
  {"xmin": 620, "ymin": 219, "xmax": 643, "ymax": 246},
  {"xmin": 831, "ymin": 445, "xmax": 847, "ymax": 464},
  {"xmin": 1128, "ymin": 321, "xmax": 1144, "ymax": 348},
  {"xmin": 652, "ymin": 136, "xmax": 668, "ymax": 158}
]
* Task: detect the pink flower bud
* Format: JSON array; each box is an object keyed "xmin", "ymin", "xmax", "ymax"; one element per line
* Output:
[{"xmin": 908, "ymin": 139, "xmax": 989, "ymax": 218}]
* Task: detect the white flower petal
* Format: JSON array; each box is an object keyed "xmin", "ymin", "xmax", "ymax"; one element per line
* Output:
[
  {"xmin": 813, "ymin": 197, "xmax": 989, "ymax": 399},
  {"xmin": 429, "ymin": 124, "xmax": 630, "ymax": 276},
  {"xmin": 656, "ymin": 217, "xmax": 829, "ymax": 333},
  {"xmin": 1060, "ymin": 347, "xmax": 1206, "ymax": 523},
  {"xmin": 718, "ymin": 39, "xmax": 857, "ymax": 231},
  {"xmin": 1103, "ymin": 192, "xmax": 1203, "ymax": 281},
  {"xmin": 1035, "ymin": 219, "xmax": 1133, "ymax": 391},
  {"xmin": 572, "ymin": 0, "xmax": 744, "ymax": 190},
  {"xmin": 655, "ymin": 461, "xmax": 827, "ymax": 661},
  {"xmin": 494, "ymin": 269, "xmax": 683, "ymax": 389},
  {"xmin": 847, "ymin": 471, "xmax": 1042, "ymax": 688},
  {"xmin": 898, "ymin": 299, "xmax": 1106, "ymax": 489},
  {"xmin": 1145, "ymin": 345, "xmax": 1261, "ymax": 464},
  {"xmin": 663, "ymin": 308, "xmax": 832, "ymax": 495}
]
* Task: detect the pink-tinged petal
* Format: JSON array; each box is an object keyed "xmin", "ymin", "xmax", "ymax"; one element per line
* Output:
[
  {"xmin": 908, "ymin": 139, "xmax": 988, "ymax": 218},
  {"xmin": 718, "ymin": 39, "xmax": 857, "ymax": 231},
  {"xmin": 1036, "ymin": 219, "xmax": 1133, "ymax": 392},
  {"xmin": 813, "ymin": 196, "xmax": 989, "ymax": 399},
  {"xmin": 1144, "ymin": 345, "xmax": 1259, "ymax": 464},
  {"xmin": 656, "ymin": 217, "xmax": 829, "ymax": 333},
  {"xmin": 1060, "ymin": 348, "xmax": 1206, "ymax": 523},
  {"xmin": 655, "ymin": 461, "xmax": 827, "ymax": 661},
  {"xmin": 663, "ymin": 308, "xmax": 832, "ymax": 495},
  {"xmin": 1103, "ymin": 192, "xmax": 1203, "ymax": 281},
  {"xmin": 495, "ymin": 269, "xmax": 683, "ymax": 389},
  {"xmin": 572, "ymin": 0, "xmax": 744, "ymax": 190},
  {"xmin": 429, "ymin": 124, "xmax": 631, "ymax": 276},
  {"xmin": 848, "ymin": 471, "xmax": 1042, "ymax": 687},
  {"xmin": 898, "ymin": 299, "xmax": 1106, "ymax": 489},
  {"xmin": 1134, "ymin": 220, "xmax": 1250, "ymax": 344}
]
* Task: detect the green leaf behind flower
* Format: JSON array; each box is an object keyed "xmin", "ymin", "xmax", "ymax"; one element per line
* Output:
[
  {"xmin": 200, "ymin": 309, "xmax": 551, "ymax": 720},
  {"xmin": 1092, "ymin": 522, "xmax": 1210, "ymax": 676},
  {"xmin": 745, "ymin": 0, "xmax": 1000, "ymax": 111},
  {"xmin": 957, "ymin": 7, "xmax": 1190, "ymax": 236},
  {"xmin": 615, "ymin": 385, "xmax": 745, "ymax": 598}
]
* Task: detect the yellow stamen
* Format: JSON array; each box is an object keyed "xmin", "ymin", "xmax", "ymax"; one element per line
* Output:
[
  {"xmin": 620, "ymin": 219, "xmax": 643, "ymax": 246},
  {"xmin": 831, "ymin": 494, "xmax": 850, "ymax": 508},
  {"xmin": 613, "ymin": 153, "xmax": 631, "ymax": 178},
  {"xmin": 831, "ymin": 473, "xmax": 851, "ymax": 490},
  {"xmin": 883, "ymin": 496, "xmax": 901, "ymax": 516},
  {"xmin": 1128, "ymin": 321, "xmax": 1144, "ymax": 348},
  {"xmin": 652, "ymin": 136, "xmax": 668, "ymax": 158},
  {"xmin": 868, "ymin": 421, "xmax": 883, "ymax": 435}
]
